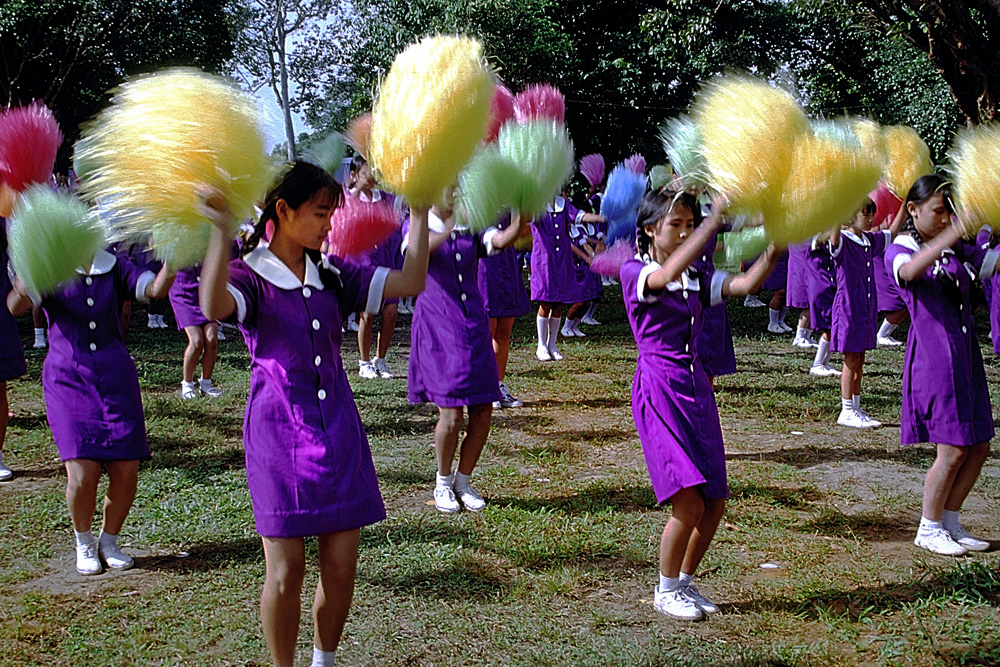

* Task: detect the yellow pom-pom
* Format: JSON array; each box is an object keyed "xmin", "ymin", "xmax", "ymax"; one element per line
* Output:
[
  {"xmin": 950, "ymin": 123, "xmax": 1000, "ymax": 232},
  {"xmin": 882, "ymin": 125, "xmax": 933, "ymax": 198},
  {"xmin": 695, "ymin": 75, "xmax": 808, "ymax": 215},
  {"xmin": 771, "ymin": 120, "xmax": 884, "ymax": 245},
  {"xmin": 849, "ymin": 117, "xmax": 887, "ymax": 165},
  {"xmin": 369, "ymin": 35, "xmax": 495, "ymax": 207},
  {"xmin": 77, "ymin": 68, "xmax": 272, "ymax": 267}
]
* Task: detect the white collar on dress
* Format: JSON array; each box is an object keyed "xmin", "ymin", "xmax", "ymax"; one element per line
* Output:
[
  {"xmin": 892, "ymin": 234, "xmax": 920, "ymax": 252},
  {"xmin": 358, "ymin": 189, "xmax": 383, "ymax": 203},
  {"xmin": 547, "ymin": 196, "xmax": 566, "ymax": 214},
  {"xmin": 76, "ymin": 249, "xmax": 117, "ymax": 276},
  {"xmin": 244, "ymin": 243, "xmax": 327, "ymax": 290},
  {"xmin": 842, "ymin": 229, "xmax": 870, "ymax": 247},
  {"xmin": 635, "ymin": 253, "xmax": 700, "ymax": 291}
]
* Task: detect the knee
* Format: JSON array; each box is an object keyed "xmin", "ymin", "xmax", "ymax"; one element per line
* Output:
[
  {"xmin": 438, "ymin": 409, "xmax": 463, "ymax": 433},
  {"xmin": 670, "ymin": 496, "xmax": 705, "ymax": 526},
  {"xmin": 267, "ymin": 559, "xmax": 306, "ymax": 595},
  {"xmin": 187, "ymin": 332, "xmax": 205, "ymax": 354},
  {"xmin": 939, "ymin": 445, "xmax": 969, "ymax": 469}
]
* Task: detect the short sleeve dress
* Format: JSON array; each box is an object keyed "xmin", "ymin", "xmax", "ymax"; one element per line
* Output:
[
  {"xmin": 530, "ymin": 197, "xmax": 583, "ymax": 304},
  {"xmin": 476, "ymin": 212, "xmax": 530, "ymax": 319},
  {"xmin": 830, "ymin": 230, "xmax": 890, "ymax": 353}
]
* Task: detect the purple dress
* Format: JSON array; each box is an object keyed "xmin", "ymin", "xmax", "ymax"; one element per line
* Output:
[
  {"xmin": 530, "ymin": 198, "xmax": 583, "ymax": 304},
  {"xmin": 805, "ymin": 237, "xmax": 836, "ymax": 331},
  {"xmin": 885, "ymin": 235, "xmax": 996, "ymax": 446},
  {"xmin": 830, "ymin": 230, "xmax": 890, "ymax": 353},
  {"xmin": 408, "ymin": 218, "xmax": 501, "ymax": 407},
  {"xmin": 569, "ymin": 220, "xmax": 601, "ymax": 302},
  {"xmin": 695, "ymin": 231, "xmax": 736, "ymax": 377},
  {"xmin": 225, "ymin": 245, "xmax": 388, "ymax": 538},
  {"xmin": 976, "ymin": 228, "xmax": 1000, "ymax": 354},
  {"xmin": 1, "ymin": 218, "xmax": 27, "ymax": 381},
  {"xmin": 621, "ymin": 257, "xmax": 730, "ymax": 503},
  {"xmin": 477, "ymin": 213, "xmax": 530, "ymax": 319},
  {"xmin": 168, "ymin": 265, "xmax": 210, "ymax": 329},
  {"xmin": 786, "ymin": 243, "xmax": 810, "ymax": 309},
  {"xmin": 762, "ymin": 249, "xmax": 788, "ymax": 291},
  {"xmin": 352, "ymin": 190, "xmax": 403, "ymax": 306},
  {"xmin": 874, "ymin": 252, "xmax": 905, "ymax": 312},
  {"xmin": 39, "ymin": 250, "xmax": 155, "ymax": 461}
]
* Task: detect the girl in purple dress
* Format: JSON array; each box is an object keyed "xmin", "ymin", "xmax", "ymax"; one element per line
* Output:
[
  {"xmin": 829, "ymin": 199, "xmax": 904, "ymax": 428},
  {"xmin": 763, "ymin": 250, "xmax": 792, "ymax": 334},
  {"xmin": 886, "ymin": 175, "xmax": 996, "ymax": 557},
  {"xmin": 561, "ymin": 215, "xmax": 603, "ymax": 338},
  {"xmin": 406, "ymin": 190, "xmax": 525, "ymax": 513},
  {"xmin": 199, "ymin": 161, "xmax": 430, "ymax": 667},
  {"xmin": 349, "ymin": 156, "xmax": 402, "ymax": 380},
  {"xmin": 0, "ymin": 208, "xmax": 26, "ymax": 481},
  {"xmin": 873, "ymin": 208, "xmax": 910, "ymax": 347},
  {"xmin": 7, "ymin": 244, "xmax": 175, "ymax": 575},
  {"xmin": 804, "ymin": 233, "xmax": 841, "ymax": 378},
  {"xmin": 168, "ymin": 264, "xmax": 223, "ymax": 399},
  {"xmin": 621, "ymin": 190, "xmax": 782, "ymax": 621},
  {"xmin": 787, "ymin": 242, "xmax": 818, "ymax": 347},
  {"xmin": 530, "ymin": 196, "xmax": 604, "ymax": 361}
]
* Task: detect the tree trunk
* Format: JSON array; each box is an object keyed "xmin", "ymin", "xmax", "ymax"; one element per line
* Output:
[{"xmin": 275, "ymin": 8, "xmax": 297, "ymax": 160}]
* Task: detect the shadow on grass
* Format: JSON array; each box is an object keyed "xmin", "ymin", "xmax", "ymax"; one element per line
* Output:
[
  {"xmin": 490, "ymin": 483, "xmax": 659, "ymax": 515},
  {"xmin": 359, "ymin": 558, "xmax": 513, "ymax": 599},
  {"xmin": 145, "ymin": 433, "xmax": 245, "ymax": 477},
  {"xmin": 727, "ymin": 445, "xmax": 938, "ymax": 468},
  {"xmin": 529, "ymin": 397, "xmax": 629, "ymax": 410},
  {"xmin": 138, "ymin": 537, "xmax": 262, "ymax": 572},
  {"xmin": 798, "ymin": 504, "xmax": 916, "ymax": 540},
  {"xmin": 729, "ymin": 480, "xmax": 822, "ymax": 509}
]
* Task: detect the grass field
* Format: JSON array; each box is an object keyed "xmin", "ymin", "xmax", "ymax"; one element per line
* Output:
[{"xmin": 2, "ymin": 285, "xmax": 999, "ymax": 666}]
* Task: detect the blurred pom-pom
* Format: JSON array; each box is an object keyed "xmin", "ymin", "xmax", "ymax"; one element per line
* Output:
[
  {"xmin": 723, "ymin": 226, "xmax": 769, "ymax": 267},
  {"xmin": 624, "ymin": 153, "xmax": 646, "ymax": 176},
  {"xmin": 849, "ymin": 117, "xmax": 887, "ymax": 165},
  {"xmin": 649, "ymin": 164, "xmax": 673, "ymax": 191},
  {"xmin": 513, "ymin": 84, "xmax": 565, "ymax": 124},
  {"xmin": 870, "ymin": 182, "xmax": 902, "ymax": 228},
  {"xmin": 345, "ymin": 113, "xmax": 372, "ymax": 159},
  {"xmin": 695, "ymin": 76, "xmax": 807, "ymax": 214},
  {"xmin": 603, "ymin": 165, "xmax": 647, "ymax": 244},
  {"xmin": 660, "ymin": 116, "xmax": 709, "ymax": 189},
  {"xmin": 950, "ymin": 123, "xmax": 1000, "ymax": 232},
  {"xmin": 882, "ymin": 125, "xmax": 934, "ymax": 198},
  {"xmin": 486, "ymin": 84, "xmax": 515, "ymax": 144},
  {"xmin": 305, "ymin": 132, "xmax": 347, "ymax": 175},
  {"xmin": 0, "ymin": 103, "xmax": 63, "ymax": 192},
  {"xmin": 8, "ymin": 185, "xmax": 104, "ymax": 296},
  {"xmin": 326, "ymin": 195, "xmax": 401, "ymax": 257},
  {"xmin": 590, "ymin": 238, "xmax": 634, "ymax": 277},
  {"xmin": 495, "ymin": 120, "xmax": 574, "ymax": 217},
  {"xmin": 580, "ymin": 153, "xmax": 605, "ymax": 189},
  {"xmin": 369, "ymin": 35, "xmax": 495, "ymax": 207},
  {"xmin": 76, "ymin": 67, "xmax": 272, "ymax": 268},
  {"xmin": 457, "ymin": 146, "xmax": 516, "ymax": 232},
  {"xmin": 772, "ymin": 119, "xmax": 883, "ymax": 245}
]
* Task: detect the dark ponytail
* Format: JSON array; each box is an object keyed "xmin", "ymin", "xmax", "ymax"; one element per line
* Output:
[
  {"xmin": 902, "ymin": 174, "xmax": 953, "ymax": 245},
  {"xmin": 242, "ymin": 161, "xmax": 342, "ymax": 257},
  {"xmin": 348, "ymin": 154, "xmax": 368, "ymax": 190},
  {"xmin": 635, "ymin": 189, "xmax": 701, "ymax": 258}
]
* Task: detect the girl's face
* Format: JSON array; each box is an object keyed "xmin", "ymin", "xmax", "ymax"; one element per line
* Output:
[
  {"xmin": 277, "ymin": 189, "xmax": 336, "ymax": 250},
  {"xmin": 355, "ymin": 163, "xmax": 375, "ymax": 191},
  {"xmin": 852, "ymin": 207, "xmax": 875, "ymax": 232},
  {"xmin": 645, "ymin": 201, "xmax": 695, "ymax": 259},
  {"xmin": 907, "ymin": 192, "xmax": 952, "ymax": 241}
]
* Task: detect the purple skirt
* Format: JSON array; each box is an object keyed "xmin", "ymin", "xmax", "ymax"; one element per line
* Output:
[
  {"xmin": 477, "ymin": 246, "xmax": 530, "ymax": 318},
  {"xmin": 697, "ymin": 302, "xmax": 736, "ymax": 377},
  {"xmin": 762, "ymin": 250, "xmax": 788, "ymax": 291},
  {"xmin": 874, "ymin": 254, "xmax": 905, "ymax": 312},
  {"xmin": 168, "ymin": 270, "xmax": 211, "ymax": 329},
  {"xmin": 786, "ymin": 244, "xmax": 810, "ymax": 308}
]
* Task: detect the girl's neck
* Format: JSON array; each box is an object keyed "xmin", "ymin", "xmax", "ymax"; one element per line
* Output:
[
  {"xmin": 267, "ymin": 232, "xmax": 307, "ymax": 280},
  {"xmin": 648, "ymin": 246, "xmax": 672, "ymax": 265}
]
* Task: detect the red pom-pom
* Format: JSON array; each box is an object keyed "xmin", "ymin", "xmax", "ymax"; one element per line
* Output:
[
  {"xmin": 486, "ymin": 84, "xmax": 515, "ymax": 144},
  {"xmin": 624, "ymin": 153, "xmax": 646, "ymax": 176},
  {"xmin": 326, "ymin": 195, "xmax": 400, "ymax": 257},
  {"xmin": 345, "ymin": 113, "xmax": 372, "ymax": 159},
  {"xmin": 0, "ymin": 103, "xmax": 63, "ymax": 191},
  {"xmin": 870, "ymin": 182, "xmax": 902, "ymax": 228},
  {"xmin": 513, "ymin": 84, "xmax": 565, "ymax": 125},
  {"xmin": 590, "ymin": 239, "xmax": 634, "ymax": 277}
]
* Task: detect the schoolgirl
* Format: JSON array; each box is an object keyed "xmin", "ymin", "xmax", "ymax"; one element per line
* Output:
[
  {"xmin": 0, "ymin": 205, "xmax": 26, "ymax": 481},
  {"xmin": 804, "ymin": 232, "xmax": 841, "ymax": 377},
  {"xmin": 763, "ymin": 250, "xmax": 792, "ymax": 333},
  {"xmin": 406, "ymin": 189, "xmax": 524, "ymax": 512},
  {"xmin": 561, "ymin": 211, "xmax": 604, "ymax": 337},
  {"xmin": 199, "ymin": 161, "xmax": 430, "ymax": 667},
  {"xmin": 169, "ymin": 263, "xmax": 223, "ymax": 398},
  {"xmin": 873, "ymin": 209, "xmax": 909, "ymax": 347},
  {"xmin": 787, "ymin": 241, "xmax": 818, "ymax": 347},
  {"xmin": 7, "ymin": 238, "xmax": 175, "ymax": 574},
  {"xmin": 885, "ymin": 174, "xmax": 995, "ymax": 556},
  {"xmin": 621, "ymin": 190, "xmax": 781, "ymax": 621}
]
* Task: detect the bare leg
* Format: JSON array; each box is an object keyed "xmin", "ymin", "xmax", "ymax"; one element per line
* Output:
[
  {"xmin": 769, "ymin": 289, "xmax": 786, "ymax": 310},
  {"xmin": 456, "ymin": 403, "xmax": 493, "ymax": 476},
  {"xmin": 65, "ymin": 459, "xmax": 103, "ymax": 533},
  {"xmin": 680, "ymin": 498, "xmax": 725, "ymax": 575},
  {"xmin": 797, "ymin": 310, "xmax": 810, "ymax": 329},
  {"xmin": 922, "ymin": 444, "xmax": 970, "ymax": 521},
  {"xmin": 261, "ymin": 537, "xmax": 307, "ymax": 667},
  {"xmin": 101, "ymin": 459, "xmax": 139, "ymax": 536},
  {"xmin": 182, "ymin": 326, "xmax": 205, "ymax": 384},
  {"xmin": 434, "ymin": 406, "xmax": 464, "ymax": 476},
  {"xmin": 375, "ymin": 303, "xmax": 397, "ymax": 359},
  {"xmin": 201, "ymin": 323, "xmax": 219, "ymax": 380},
  {"xmin": 943, "ymin": 441, "xmax": 990, "ymax": 512},
  {"xmin": 491, "ymin": 317, "xmax": 514, "ymax": 381},
  {"xmin": 313, "ymin": 529, "xmax": 361, "ymax": 653},
  {"xmin": 566, "ymin": 302, "xmax": 586, "ymax": 320},
  {"xmin": 887, "ymin": 308, "xmax": 908, "ymax": 326},
  {"xmin": 841, "ymin": 352, "xmax": 862, "ymax": 401},
  {"xmin": 357, "ymin": 312, "xmax": 374, "ymax": 362},
  {"xmin": 659, "ymin": 487, "xmax": 705, "ymax": 578}
]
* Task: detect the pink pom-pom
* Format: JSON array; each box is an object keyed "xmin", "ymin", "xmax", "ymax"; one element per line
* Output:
[
  {"xmin": 870, "ymin": 182, "xmax": 902, "ymax": 228},
  {"xmin": 624, "ymin": 153, "xmax": 646, "ymax": 176},
  {"xmin": 345, "ymin": 113, "xmax": 372, "ymax": 159},
  {"xmin": 486, "ymin": 84, "xmax": 515, "ymax": 144},
  {"xmin": 326, "ymin": 195, "xmax": 400, "ymax": 257},
  {"xmin": 513, "ymin": 84, "xmax": 565, "ymax": 125},
  {"xmin": 580, "ymin": 153, "xmax": 605, "ymax": 188},
  {"xmin": 590, "ymin": 239, "xmax": 635, "ymax": 277},
  {"xmin": 0, "ymin": 103, "xmax": 63, "ymax": 191}
]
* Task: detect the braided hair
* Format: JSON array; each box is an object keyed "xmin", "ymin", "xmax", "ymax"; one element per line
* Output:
[
  {"xmin": 902, "ymin": 174, "xmax": 953, "ymax": 245},
  {"xmin": 635, "ymin": 189, "xmax": 702, "ymax": 260}
]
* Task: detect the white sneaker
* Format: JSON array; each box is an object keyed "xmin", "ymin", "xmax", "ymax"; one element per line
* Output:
[
  {"xmin": 914, "ymin": 527, "xmax": 969, "ymax": 556},
  {"xmin": 99, "ymin": 540, "xmax": 134, "ymax": 570},
  {"xmin": 744, "ymin": 295, "xmax": 766, "ymax": 308},
  {"xmin": 372, "ymin": 358, "xmax": 394, "ymax": 379},
  {"xmin": 494, "ymin": 382, "xmax": 523, "ymax": 409},
  {"xmin": 147, "ymin": 316, "xmax": 158, "ymax": 329},
  {"xmin": 199, "ymin": 380, "xmax": 222, "ymax": 398},
  {"xmin": 877, "ymin": 335, "xmax": 903, "ymax": 347},
  {"xmin": 358, "ymin": 361, "xmax": 378, "ymax": 379},
  {"xmin": 571, "ymin": 323, "xmax": 587, "ymax": 337},
  {"xmin": 76, "ymin": 541, "xmax": 102, "ymax": 575},
  {"xmin": 0, "ymin": 460, "xmax": 12, "ymax": 481},
  {"xmin": 779, "ymin": 322, "xmax": 794, "ymax": 333},
  {"xmin": 157, "ymin": 316, "xmax": 169, "ymax": 329},
  {"xmin": 581, "ymin": 315, "xmax": 600, "ymax": 326},
  {"xmin": 948, "ymin": 525, "xmax": 991, "ymax": 552},
  {"xmin": 560, "ymin": 325, "xmax": 577, "ymax": 338},
  {"xmin": 433, "ymin": 485, "xmax": 461, "ymax": 513},
  {"xmin": 549, "ymin": 346, "xmax": 563, "ymax": 361},
  {"xmin": 837, "ymin": 408, "xmax": 879, "ymax": 429},
  {"xmin": 216, "ymin": 328, "xmax": 226, "ymax": 341},
  {"xmin": 809, "ymin": 364, "xmax": 839, "ymax": 377},
  {"xmin": 767, "ymin": 322, "xmax": 787, "ymax": 334},
  {"xmin": 180, "ymin": 382, "xmax": 199, "ymax": 400},
  {"xmin": 347, "ymin": 320, "xmax": 360, "ymax": 333},
  {"xmin": 683, "ymin": 584, "xmax": 719, "ymax": 614},
  {"xmin": 455, "ymin": 484, "xmax": 486, "ymax": 512},
  {"xmin": 793, "ymin": 337, "xmax": 819, "ymax": 349},
  {"xmin": 856, "ymin": 408, "xmax": 882, "ymax": 427},
  {"xmin": 653, "ymin": 586, "xmax": 703, "ymax": 621},
  {"xmin": 536, "ymin": 345, "xmax": 552, "ymax": 362}
]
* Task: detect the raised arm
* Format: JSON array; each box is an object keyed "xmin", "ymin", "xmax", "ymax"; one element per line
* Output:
[
  {"xmin": 723, "ymin": 243, "xmax": 783, "ymax": 297},
  {"xmin": 887, "ymin": 201, "xmax": 907, "ymax": 237},
  {"xmin": 383, "ymin": 205, "xmax": 430, "ymax": 299},
  {"xmin": 896, "ymin": 223, "xmax": 964, "ymax": 284},
  {"xmin": 6, "ymin": 276, "xmax": 32, "ymax": 316},
  {"xmin": 644, "ymin": 200, "xmax": 726, "ymax": 292},
  {"xmin": 144, "ymin": 264, "xmax": 176, "ymax": 301},
  {"xmin": 198, "ymin": 191, "xmax": 238, "ymax": 322},
  {"xmin": 489, "ymin": 211, "xmax": 526, "ymax": 251}
]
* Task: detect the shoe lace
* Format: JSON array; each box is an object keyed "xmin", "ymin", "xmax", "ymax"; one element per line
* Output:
[{"xmin": 79, "ymin": 542, "xmax": 97, "ymax": 558}]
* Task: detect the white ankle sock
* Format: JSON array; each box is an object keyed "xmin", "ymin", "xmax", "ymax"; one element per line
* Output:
[
  {"xmin": 75, "ymin": 530, "xmax": 95, "ymax": 547},
  {"xmin": 878, "ymin": 319, "xmax": 898, "ymax": 338},
  {"xmin": 795, "ymin": 326, "xmax": 807, "ymax": 340},
  {"xmin": 659, "ymin": 573, "xmax": 679, "ymax": 592},
  {"xmin": 311, "ymin": 647, "xmax": 337, "ymax": 667},
  {"xmin": 768, "ymin": 308, "xmax": 779, "ymax": 325},
  {"xmin": 678, "ymin": 572, "xmax": 693, "ymax": 587},
  {"xmin": 853, "ymin": 395, "xmax": 860, "ymax": 410},
  {"xmin": 919, "ymin": 516, "xmax": 943, "ymax": 532},
  {"xmin": 841, "ymin": 398, "xmax": 853, "ymax": 412},
  {"xmin": 454, "ymin": 471, "xmax": 472, "ymax": 492},
  {"xmin": 813, "ymin": 338, "xmax": 830, "ymax": 367},
  {"xmin": 436, "ymin": 472, "xmax": 454, "ymax": 489},
  {"xmin": 99, "ymin": 531, "xmax": 118, "ymax": 546},
  {"xmin": 547, "ymin": 316, "xmax": 561, "ymax": 349},
  {"xmin": 199, "ymin": 378, "xmax": 213, "ymax": 390},
  {"xmin": 34, "ymin": 327, "xmax": 45, "ymax": 339},
  {"xmin": 779, "ymin": 307, "xmax": 788, "ymax": 321},
  {"xmin": 821, "ymin": 337, "xmax": 832, "ymax": 365},
  {"xmin": 941, "ymin": 509, "xmax": 960, "ymax": 532},
  {"xmin": 536, "ymin": 314, "xmax": 548, "ymax": 348}
]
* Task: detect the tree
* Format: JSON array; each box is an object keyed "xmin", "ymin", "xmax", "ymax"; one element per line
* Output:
[{"xmin": 0, "ymin": 0, "xmax": 238, "ymax": 168}]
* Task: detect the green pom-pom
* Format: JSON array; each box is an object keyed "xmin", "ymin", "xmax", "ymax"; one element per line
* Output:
[
  {"xmin": 723, "ymin": 226, "xmax": 768, "ymax": 267},
  {"xmin": 150, "ymin": 223, "xmax": 211, "ymax": 269},
  {"xmin": 649, "ymin": 164, "xmax": 673, "ymax": 191},
  {"xmin": 306, "ymin": 132, "xmax": 347, "ymax": 174},
  {"xmin": 660, "ymin": 116, "xmax": 709, "ymax": 188},
  {"xmin": 9, "ymin": 185, "xmax": 105, "ymax": 296},
  {"xmin": 458, "ymin": 146, "xmax": 517, "ymax": 232},
  {"xmin": 495, "ymin": 120, "xmax": 574, "ymax": 217}
]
